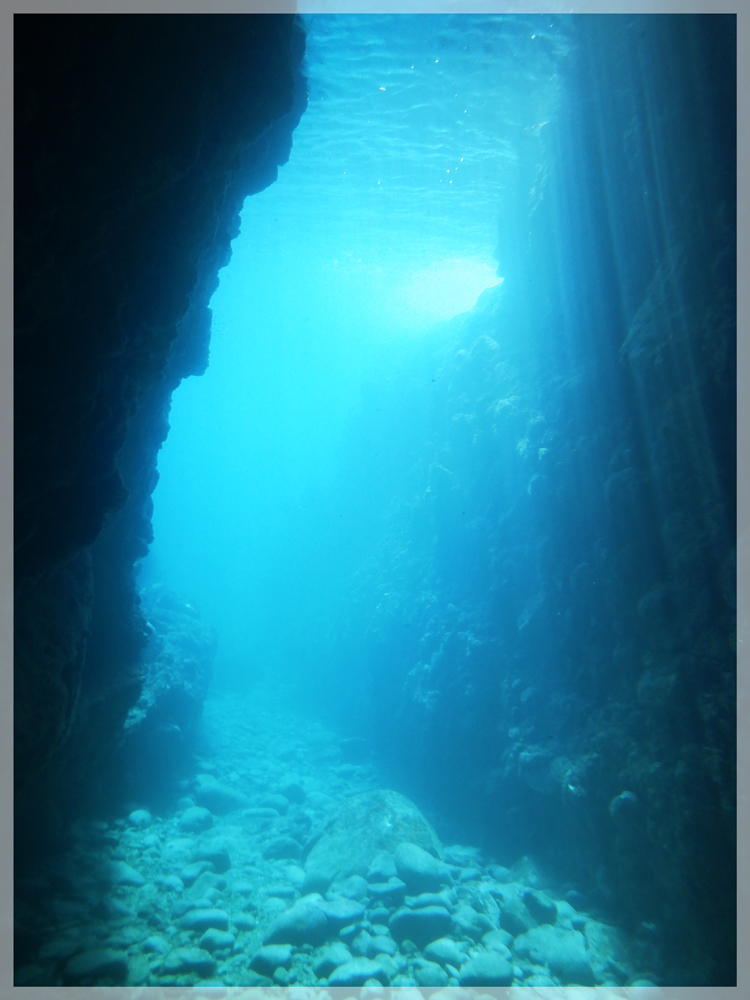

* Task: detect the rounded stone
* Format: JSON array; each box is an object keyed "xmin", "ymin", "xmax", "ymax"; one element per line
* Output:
[
  {"xmin": 250, "ymin": 944, "xmax": 294, "ymax": 976},
  {"xmin": 199, "ymin": 928, "xmax": 235, "ymax": 952},
  {"xmin": 179, "ymin": 806, "xmax": 213, "ymax": 834},
  {"xmin": 394, "ymin": 842, "xmax": 442, "ymax": 894},
  {"xmin": 424, "ymin": 936, "xmax": 464, "ymax": 967},
  {"xmin": 328, "ymin": 957, "xmax": 390, "ymax": 987},
  {"xmin": 459, "ymin": 951, "xmax": 515, "ymax": 987},
  {"xmin": 128, "ymin": 809, "xmax": 152, "ymax": 828},
  {"xmin": 178, "ymin": 908, "xmax": 229, "ymax": 932},
  {"xmin": 313, "ymin": 942, "xmax": 353, "ymax": 978},
  {"xmin": 263, "ymin": 900, "xmax": 328, "ymax": 947},
  {"xmin": 389, "ymin": 905, "xmax": 452, "ymax": 949},
  {"xmin": 414, "ymin": 960, "xmax": 449, "ymax": 986},
  {"xmin": 317, "ymin": 896, "xmax": 365, "ymax": 930}
]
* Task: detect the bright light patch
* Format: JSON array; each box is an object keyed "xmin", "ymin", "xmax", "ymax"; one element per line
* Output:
[{"xmin": 392, "ymin": 259, "xmax": 501, "ymax": 328}]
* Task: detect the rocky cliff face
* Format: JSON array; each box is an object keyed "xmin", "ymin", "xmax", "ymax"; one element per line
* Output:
[{"xmin": 14, "ymin": 13, "xmax": 307, "ymax": 864}]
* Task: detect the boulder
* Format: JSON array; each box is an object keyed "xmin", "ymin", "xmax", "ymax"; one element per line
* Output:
[{"xmin": 303, "ymin": 789, "xmax": 442, "ymax": 887}]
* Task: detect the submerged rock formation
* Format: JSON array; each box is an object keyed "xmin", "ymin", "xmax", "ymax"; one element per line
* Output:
[{"xmin": 14, "ymin": 14, "xmax": 306, "ymax": 866}]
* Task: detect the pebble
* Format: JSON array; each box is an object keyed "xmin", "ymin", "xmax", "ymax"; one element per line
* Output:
[{"xmin": 24, "ymin": 699, "xmax": 643, "ymax": 987}]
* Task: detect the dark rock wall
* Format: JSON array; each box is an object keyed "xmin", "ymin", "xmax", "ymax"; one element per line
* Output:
[
  {"xmin": 294, "ymin": 15, "xmax": 735, "ymax": 985},
  {"xmin": 14, "ymin": 14, "xmax": 306, "ymax": 860}
]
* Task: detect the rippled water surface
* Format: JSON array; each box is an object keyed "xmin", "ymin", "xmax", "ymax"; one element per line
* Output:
[{"xmin": 234, "ymin": 14, "xmax": 573, "ymax": 327}]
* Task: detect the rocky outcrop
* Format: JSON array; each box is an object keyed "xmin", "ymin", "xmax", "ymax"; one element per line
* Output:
[
  {"xmin": 14, "ymin": 14, "xmax": 307, "ymax": 862},
  {"xmin": 119, "ymin": 585, "xmax": 218, "ymax": 803}
]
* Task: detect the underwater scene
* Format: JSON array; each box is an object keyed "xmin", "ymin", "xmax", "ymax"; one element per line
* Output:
[{"xmin": 14, "ymin": 13, "xmax": 736, "ymax": 993}]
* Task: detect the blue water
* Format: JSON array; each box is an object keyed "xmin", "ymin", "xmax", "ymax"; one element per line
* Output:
[
  {"xmin": 131, "ymin": 12, "xmax": 735, "ymax": 988},
  {"xmin": 142, "ymin": 13, "xmax": 570, "ymax": 686}
]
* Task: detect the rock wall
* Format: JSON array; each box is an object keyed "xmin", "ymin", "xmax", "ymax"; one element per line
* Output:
[
  {"xmin": 295, "ymin": 15, "xmax": 736, "ymax": 985},
  {"xmin": 14, "ymin": 14, "xmax": 307, "ymax": 864}
]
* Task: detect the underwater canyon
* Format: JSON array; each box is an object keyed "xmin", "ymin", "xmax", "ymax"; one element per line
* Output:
[{"xmin": 13, "ymin": 12, "xmax": 736, "ymax": 990}]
